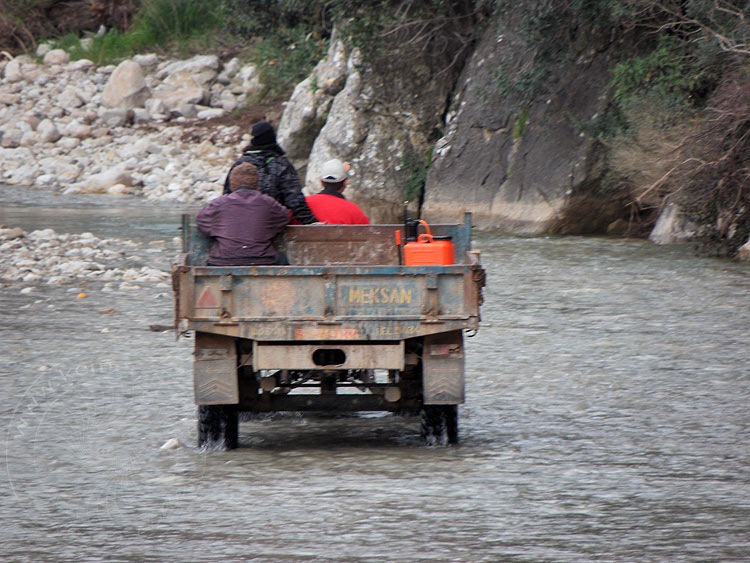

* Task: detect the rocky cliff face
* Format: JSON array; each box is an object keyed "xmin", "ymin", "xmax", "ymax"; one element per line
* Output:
[
  {"xmin": 423, "ymin": 25, "xmax": 613, "ymax": 233},
  {"xmin": 279, "ymin": 28, "xmax": 470, "ymax": 224},
  {"xmin": 281, "ymin": 18, "xmax": 621, "ymax": 232}
]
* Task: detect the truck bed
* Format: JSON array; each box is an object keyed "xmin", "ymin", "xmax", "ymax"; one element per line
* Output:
[{"xmin": 173, "ymin": 215, "xmax": 484, "ymax": 342}]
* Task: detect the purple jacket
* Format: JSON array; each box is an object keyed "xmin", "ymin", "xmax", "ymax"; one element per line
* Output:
[{"xmin": 196, "ymin": 188, "xmax": 290, "ymax": 265}]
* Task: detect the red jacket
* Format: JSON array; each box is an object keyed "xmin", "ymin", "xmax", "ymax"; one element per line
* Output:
[
  {"xmin": 305, "ymin": 190, "xmax": 370, "ymax": 225},
  {"xmin": 196, "ymin": 188, "xmax": 290, "ymax": 265}
]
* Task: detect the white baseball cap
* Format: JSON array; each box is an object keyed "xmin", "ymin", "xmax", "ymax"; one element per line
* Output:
[{"xmin": 320, "ymin": 159, "xmax": 350, "ymax": 182}]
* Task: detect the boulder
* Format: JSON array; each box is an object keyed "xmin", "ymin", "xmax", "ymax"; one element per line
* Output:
[
  {"xmin": 1, "ymin": 129, "xmax": 21, "ymax": 148},
  {"xmin": 133, "ymin": 53, "xmax": 159, "ymax": 68},
  {"xmin": 76, "ymin": 166, "xmax": 134, "ymax": 193},
  {"xmin": 151, "ymin": 71, "xmax": 207, "ymax": 111},
  {"xmin": 237, "ymin": 64, "xmax": 262, "ymax": 95},
  {"xmin": 0, "ymin": 92, "xmax": 20, "ymax": 105},
  {"xmin": 649, "ymin": 203, "xmax": 699, "ymax": 244},
  {"xmin": 20, "ymin": 130, "xmax": 38, "ymax": 146},
  {"xmin": 69, "ymin": 59, "xmax": 95, "ymax": 71},
  {"xmin": 197, "ymin": 107, "xmax": 224, "ymax": 120},
  {"xmin": 156, "ymin": 55, "xmax": 219, "ymax": 80},
  {"xmin": 177, "ymin": 103, "xmax": 198, "ymax": 118},
  {"xmin": 62, "ymin": 120, "xmax": 92, "ymax": 139},
  {"xmin": 102, "ymin": 60, "xmax": 150, "ymax": 109},
  {"xmin": 43, "ymin": 49, "xmax": 70, "ymax": 66},
  {"xmin": 219, "ymin": 91, "xmax": 238, "ymax": 112},
  {"xmin": 4, "ymin": 59, "xmax": 24, "ymax": 82},
  {"xmin": 56, "ymin": 137, "xmax": 81, "ymax": 150},
  {"xmin": 145, "ymin": 98, "xmax": 167, "ymax": 118},
  {"xmin": 738, "ymin": 239, "xmax": 750, "ymax": 262},
  {"xmin": 36, "ymin": 43, "xmax": 52, "ymax": 57},
  {"xmin": 6, "ymin": 164, "xmax": 38, "ymax": 184},
  {"xmin": 3, "ymin": 227, "xmax": 24, "ymax": 239},
  {"xmin": 37, "ymin": 119, "xmax": 62, "ymax": 143},
  {"xmin": 132, "ymin": 108, "xmax": 150, "ymax": 123},
  {"xmin": 101, "ymin": 108, "xmax": 129, "ymax": 128},
  {"xmin": 58, "ymin": 87, "xmax": 84, "ymax": 111}
]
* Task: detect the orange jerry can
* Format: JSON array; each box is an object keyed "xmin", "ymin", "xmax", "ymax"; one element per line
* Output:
[{"xmin": 403, "ymin": 220, "xmax": 455, "ymax": 265}]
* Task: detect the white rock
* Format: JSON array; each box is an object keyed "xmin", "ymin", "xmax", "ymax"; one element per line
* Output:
[
  {"xmin": 144, "ymin": 97, "xmax": 167, "ymax": 117},
  {"xmin": 152, "ymin": 71, "xmax": 207, "ymax": 110},
  {"xmin": 20, "ymin": 130, "xmax": 38, "ymax": 146},
  {"xmin": 7, "ymin": 164, "xmax": 38, "ymax": 185},
  {"xmin": 36, "ymin": 43, "xmax": 52, "ymax": 57},
  {"xmin": 69, "ymin": 59, "xmax": 94, "ymax": 71},
  {"xmin": 56, "ymin": 137, "xmax": 81, "ymax": 150},
  {"xmin": 4, "ymin": 59, "xmax": 24, "ymax": 82},
  {"xmin": 738, "ymin": 239, "xmax": 750, "ymax": 262},
  {"xmin": 107, "ymin": 183, "xmax": 131, "ymax": 195},
  {"xmin": 156, "ymin": 55, "xmax": 219, "ymax": 79},
  {"xmin": 132, "ymin": 108, "xmax": 150, "ymax": 123},
  {"xmin": 102, "ymin": 60, "xmax": 150, "ymax": 109},
  {"xmin": 649, "ymin": 203, "xmax": 698, "ymax": 244},
  {"xmin": 133, "ymin": 53, "xmax": 159, "ymax": 68},
  {"xmin": 197, "ymin": 107, "xmax": 224, "ymax": 120},
  {"xmin": 159, "ymin": 438, "xmax": 183, "ymax": 450},
  {"xmin": 239, "ymin": 64, "xmax": 261, "ymax": 92},
  {"xmin": 0, "ymin": 91, "xmax": 20, "ymax": 105},
  {"xmin": 43, "ymin": 49, "xmax": 70, "ymax": 66},
  {"xmin": 58, "ymin": 87, "xmax": 84, "ymax": 111},
  {"xmin": 78, "ymin": 166, "xmax": 133, "ymax": 193},
  {"xmin": 62, "ymin": 120, "xmax": 92, "ymax": 139},
  {"xmin": 101, "ymin": 108, "xmax": 129, "ymax": 127},
  {"xmin": 37, "ymin": 119, "xmax": 62, "ymax": 143},
  {"xmin": 1, "ymin": 129, "xmax": 22, "ymax": 148}
]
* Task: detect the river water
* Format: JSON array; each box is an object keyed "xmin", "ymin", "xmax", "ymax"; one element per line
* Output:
[{"xmin": 1, "ymin": 186, "xmax": 749, "ymax": 562}]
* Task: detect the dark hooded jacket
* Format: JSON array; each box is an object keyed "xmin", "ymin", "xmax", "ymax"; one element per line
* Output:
[{"xmin": 223, "ymin": 145, "xmax": 318, "ymax": 224}]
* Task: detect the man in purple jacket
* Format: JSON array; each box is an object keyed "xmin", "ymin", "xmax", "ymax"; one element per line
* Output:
[{"xmin": 196, "ymin": 162, "xmax": 290, "ymax": 266}]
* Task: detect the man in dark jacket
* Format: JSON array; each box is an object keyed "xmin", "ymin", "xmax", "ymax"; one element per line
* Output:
[
  {"xmin": 198, "ymin": 162, "xmax": 290, "ymax": 266},
  {"xmin": 223, "ymin": 121, "xmax": 319, "ymax": 225}
]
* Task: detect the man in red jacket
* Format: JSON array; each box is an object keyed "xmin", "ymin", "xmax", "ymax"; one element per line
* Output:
[
  {"xmin": 305, "ymin": 159, "xmax": 370, "ymax": 225},
  {"xmin": 196, "ymin": 162, "xmax": 290, "ymax": 265}
]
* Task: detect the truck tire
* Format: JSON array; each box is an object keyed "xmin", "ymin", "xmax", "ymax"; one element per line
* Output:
[
  {"xmin": 198, "ymin": 405, "xmax": 238, "ymax": 450},
  {"xmin": 420, "ymin": 405, "xmax": 458, "ymax": 446}
]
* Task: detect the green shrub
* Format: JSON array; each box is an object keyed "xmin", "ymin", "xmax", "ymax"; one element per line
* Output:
[
  {"xmin": 611, "ymin": 36, "xmax": 711, "ymax": 114},
  {"xmin": 135, "ymin": 0, "xmax": 223, "ymax": 46},
  {"xmin": 251, "ymin": 26, "xmax": 327, "ymax": 101},
  {"xmin": 512, "ymin": 107, "xmax": 529, "ymax": 140},
  {"xmin": 42, "ymin": 0, "xmax": 226, "ymax": 65},
  {"xmin": 402, "ymin": 146, "xmax": 434, "ymax": 203}
]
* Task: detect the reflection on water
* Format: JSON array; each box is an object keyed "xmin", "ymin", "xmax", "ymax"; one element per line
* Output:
[{"xmin": 1, "ymin": 192, "xmax": 749, "ymax": 561}]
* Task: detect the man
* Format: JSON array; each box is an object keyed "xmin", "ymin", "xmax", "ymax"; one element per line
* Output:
[
  {"xmin": 305, "ymin": 159, "xmax": 370, "ymax": 225},
  {"xmin": 223, "ymin": 121, "xmax": 319, "ymax": 225},
  {"xmin": 197, "ymin": 162, "xmax": 290, "ymax": 266}
]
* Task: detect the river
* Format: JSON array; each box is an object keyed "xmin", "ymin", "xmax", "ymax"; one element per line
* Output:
[{"xmin": 1, "ymin": 186, "xmax": 749, "ymax": 562}]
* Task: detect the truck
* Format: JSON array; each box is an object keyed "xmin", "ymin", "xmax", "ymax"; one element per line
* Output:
[{"xmin": 172, "ymin": 213, "xmax": 485, "ymax": 448}]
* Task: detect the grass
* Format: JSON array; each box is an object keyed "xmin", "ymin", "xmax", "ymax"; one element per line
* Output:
[{"xmin": 41, "ymin": 0, "xmax": 225, "ymax": 65}]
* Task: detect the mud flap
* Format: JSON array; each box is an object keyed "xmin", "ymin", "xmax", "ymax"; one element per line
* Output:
[
  {"xmin": 194, "ymin": 332, "xmax": 239, "ymax": 405},
  {"xmin": 422, "ymin": 330, "xmax": 464, "ymax": 404}
]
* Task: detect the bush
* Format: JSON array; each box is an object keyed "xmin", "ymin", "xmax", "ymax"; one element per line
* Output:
[
  {"xmin": 248, "ymin": 26, "xmax": 327, "ymax": 101},
  {"xmin": 611, "ymin": 36, "xmax": 713, "ymax": 117},
  {"xmin": 135, "ymin": 0, "xmax": 222, "ymax": 46}
]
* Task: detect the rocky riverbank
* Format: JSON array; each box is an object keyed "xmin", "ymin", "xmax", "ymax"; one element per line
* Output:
[
  {"xmin": 0, "ymin": 47, "xmax": 264, "ymax": 204},
  {"xmin": 0, "ymin": 225, "xmax": 172, "ymax": 292}
]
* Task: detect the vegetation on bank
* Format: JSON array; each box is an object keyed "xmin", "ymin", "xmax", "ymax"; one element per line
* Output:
[
  {"xmin": 1, "ymin": 0, "xmax": 748, "ymax": 254},
  {"xmin": 489, "ymin": 0, "xmax": 749, "ymax": 255}
]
